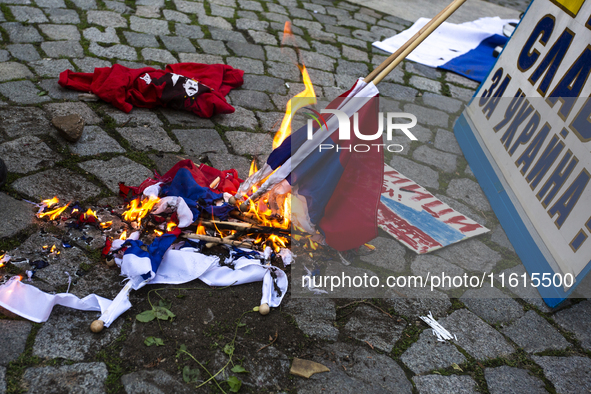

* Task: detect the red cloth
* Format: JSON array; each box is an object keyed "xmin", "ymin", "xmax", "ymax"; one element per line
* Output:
[
  {"xmin": 119, "ymin": 159, "xmax": 243, "ymax": 199},
  {"xmin": 58, "ymin": 63, "xmax": 244, "ymax": 118}
]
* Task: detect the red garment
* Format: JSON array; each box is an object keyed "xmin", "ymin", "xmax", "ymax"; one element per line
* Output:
[{"xmin": 58, "ymin": 63, "xmax": 244, "ymax": 118}]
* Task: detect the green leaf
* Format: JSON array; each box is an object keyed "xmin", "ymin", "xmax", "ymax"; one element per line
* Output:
[
  {"xmin": 237, "ymin": 322, "xmax": 246, "ymax": 327},
  {"xmin": 227, "ymin": 376, "xmax": 242, "ymax": 393},
  {"xmin": 452, "ymin": 363, "xmax": 463, "ymax": 372},
  {"xmin": 175, "ymin": 294, "xmax": 186, "ymax": 299},
  {"xmin": 136, "ymin": 310, "xmax": 156, "ymax": 322},
  {"xmin": 154, "ymin": 306, "xmax": 175, "ymax": 320},
  {"xmin": 230, "ymin": 365, "xmax": 248, "ymax": 373},
  {"xmin": 253, "ymin": 306, "xmax": 259, "ymax": 312},
  {"xmin": 159, "ymin": 299, "xmax": 172, "ymax": 309},
  {"xmin": 176, "ymin": 344, "xmax": 187, "ymax": 358},
  {"xmin": 182, "ymin": 366, "xmax": 200, "ymax": 383},
  {"xmin": 144, "ymin": 336, "xmax": 164, "ymax": 346},
  {"xmin": 223, "ymin": 343, "xmax": 235, "ymax": 356},
  {"xmin": 37, "ymin": 91, "xmax": 47, "ymax": 96}
]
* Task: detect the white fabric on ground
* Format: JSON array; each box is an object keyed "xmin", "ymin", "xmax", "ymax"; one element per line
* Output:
[{"xmin": 373, "ymin": 17, "xmax": 515, "ymax": 68}]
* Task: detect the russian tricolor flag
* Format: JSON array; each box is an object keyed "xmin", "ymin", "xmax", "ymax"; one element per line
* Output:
[{"xmin": 243, "ymin": 78, "xmax": 383, "ymax": 251}]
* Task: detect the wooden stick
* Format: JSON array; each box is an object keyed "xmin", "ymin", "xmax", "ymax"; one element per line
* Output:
[
  {"xmin": 201, "ymin": 219, "xmax": 291, "ymax": 236},
  {"xmin": 365, "ymin": 0, "xmax": 467, "ymax": 84},
  {"xmin": 184, "ymin": 233, "xmax": 254, "ymax": 248}
]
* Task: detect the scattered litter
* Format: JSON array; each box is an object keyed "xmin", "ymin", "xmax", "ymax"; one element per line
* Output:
[
  {"xmin": 419, "ymin": 311, "xmax": 455, "ymax": 342},
  {"xmin": 290, "ymin": 358, "xmax": 329, "ymax": 378}
]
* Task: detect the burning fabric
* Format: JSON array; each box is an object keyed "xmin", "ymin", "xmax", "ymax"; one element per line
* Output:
[
  {"xmin": 0, "ymin": 160, "xmax": 291, "ymax": 330},
  {"xmin": 58, "ymin": 62, "xmax": 244, "ymax": 118}
]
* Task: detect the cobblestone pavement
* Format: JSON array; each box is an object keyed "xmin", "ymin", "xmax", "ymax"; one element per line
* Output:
[
  {"xmin": 482, "ymin": 0, "xmax": 530, "ymax": 13},
  {"xmin": 0, "ymin": 0, "xmax": 590, "ymax": 393}
]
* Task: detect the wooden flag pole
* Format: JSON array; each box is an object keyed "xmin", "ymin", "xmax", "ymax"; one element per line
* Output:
[{"xmin": 365, "ymin": 0, "xmax": 467, "ymax": 85}]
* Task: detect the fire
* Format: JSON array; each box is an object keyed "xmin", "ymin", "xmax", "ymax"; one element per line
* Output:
[
  {"xmin": 268, "ymin": 234, "xmax": 287, "ymax": 252},
  {"xmin": 0, "ymin": 254, "xmax": 5, "ymax": 268},
  {"xmin": 119, "ymin": 230, "xmax": 127, "ymax": 240},
  {"xmin": 42, "ymin": 196, "xmax": 59, "ymax": 208},
  {"xmin": 272, "ymin": 23, "xmax": 317, "ymax": 149},
  {"xmin": 154, "ymin": 229, "xmax": 163, "ymax": 237},
  {"xmin": 38, "ymin": 203, "xmax": 70, "ymax": 220},
  {"xmin": 166, "ymin": 221, "xmax": 177, "ymax": 232},
  {"xmin": 83, "ymin": 208, "xmax": 97, "ymax": 220},
  {"xmin": 122, "ymin": 197, "xmax": 160, "ymax": 224},
  {"xmin": 196, "ymin": 224, "xmax": 206, "ymax": 235},
  {"xmin": 100, "ymin": 221, "xmax": 112, "ymax": 229},
  {"xmin": 50, "ymin": 245, "xmax": 60, "ymax": 255},
  {"xmin": 249, "ymin": 159, "xmax": 258, "ymax": 177}
]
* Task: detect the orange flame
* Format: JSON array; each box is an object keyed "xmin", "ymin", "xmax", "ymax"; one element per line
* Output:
[
  {"xmin": 122, "ymin": 197, "xmax": 160, "ymax": 224},
  {"xmin": 249, "ymin": 159, "xmax": 258, "ymax": 177},
  {"xmin": 272, "ymin": 64, "xmax": 317, "ymax": 149},
  {"xmin": 50, "ymin": 245, "xmax": 60, "ymax": 255},
  {"xmin": 100, "ymin": 221, "xmax": 112, "ymax": 229},
  {"xmin": 84, "ymin": 208, "xmax": 97, "ymax": 221},
  {"xmin": 42, "ymin": 196, "xmax": 59, "ymax": 208},
  {"xmin": 119, "ymin": 230, "xmax": 127, "ymax": 240},
  {"xmin": 196, "ymin": 224, "xmax": 206, "ymax": 235},
  {"xmin": 166, "ymin": 221, "xmax": 177, "ymax": 232},
  {"xmin": 0, "ymin": 253, "xmax": 5, "ymax": 268},
  {"xmin": 268, "ymin": 234, "xmax": 287, "ymax": 252},
  {"xmin": 38, "ymin": 203, "xmax": 70, "ymax": 220},
  {"xmin": 154, "ymin": 229, "xmax": 163, "ymax": 237}
]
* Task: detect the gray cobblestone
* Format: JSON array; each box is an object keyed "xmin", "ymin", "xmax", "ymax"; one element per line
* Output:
[
  {"xmin": 23, "ymin": 363, "xmax": 108, "ymax": 393},
  {"xmin": 440, "ymin": 309, "xmax": 514, "ymax": 361},
  {"xmin": 117, "ymin": 125, "xmax": 180, "ymax": 152},
  {"xmin": 174, "ymin": 23, "xmax": 204, "ymax": 39},
  {"xmin": 404, "ymin": 103, "xmax": 449, "ymax": 128},
  {"xmin": 533, "ymin": 356, "xmax": 591, "ymax": 394},
  {"xmin": 299, "ymin": 49, "xmax": 335, "ymax": 71},
  {"xmin": 36, "ymin": 0, "xmax": 65, "ymax": 7},
  {"xmin": 12, "ymin": 167, "xmax": 102, "ymax": 200},
  {"xmin": 46, "ymin": 8, "xmax": 80, "ymax": 24},
  {"xmin": 410, "ymin": 75, "xmax": 441, "ymax": 94},
  {"xmin": 0, "ymin": 62, "xmax": 33, "ymax": 81},
  {"xmin": 136, "ymin": 5, "xmax": 160, "ymax": 18},
  {"xmin": 208, "ymin": 153, "xmax": 250, "ymax": 179},
  {"xmin": 178, "ymin": 53, "xmax": 223, "ymax": 64},
  {"xmin": 389, "ymin": 155, "xmax": 439, "ymax": 189},
  {"xmin": 173, "ymin": 128, "xmax": 227, "ymax": 156},
  {"xmin": 30, "ymin": 58, "xmax": 72, "ymax": 77},
  {"xmin": 226, "ymin": 130, "xmax": 273, "ymax": 156},
  {"xmin": 172, "ymin": 0, "xmax": 204, "ymax": 13},
  {"xmin": 141, "ymin": 48, "xmax": 177, "ymax": 64},
  {"xmin": 161, "ymin": 36, "xmax": 195, "ymax": 53},
  {"xmin": 238, "ymin": 0, "xmax": 262, "ymax": 11},
  {"xmin": 39, "ymin": 78, "xmax": 79, "ymax": 100},
  {"xmin": 336, "ymin": 59, "xmax": 368, "ymax": 76},
  {"xmin": 0, "ymin": 136, "xmax": 60, "ymax": 173},
  {"xmin": 162, "ymin": 9, "xmax": 190, "ymax": 23},
  {"xmin": 123, "ymin": 31, "xmax": 159, "ymax": 48},
  {"xmin": 267, "ymin": 61, "xmax": 300, "ymax": 81},
  {"xmin": 236, "ymin": 18, "xmax": 268, "ymax": 31},
  {"xmin": 39, "ymin": 23, "xmax": 80, "ymax": 40},
  {"xmin": 402, "ymin": 329, "xmax": 466, "ymax": 374},
  {"xmin": 554, "ymin": 300, "xmax": 591, "ymax": 351},
  {"xmin": 2, "ymin": 22, "xmax": 43, "ymax": 42},
  {"xmin": 434, "ymin": 129, "xmax": 463, "ymax": 155},
  {"xmin": 344, "ymin": 304, "xmax": 405, "ymax": 352},
  {"xmin": 256, "ymin": 111, "xmax": 284, "ymax": 132},
  {"xmin": 411, "ymin": 255, "xmax": 465, "ymax": 290},
  {"xmin": 0, "ymin": 106, "xmax": 52, "ymax": 138},
  {"xmin": 436, "ymin": 239, "xmax": 501, "ymax": 272},
  {"xmin": 406, "ymin": 62, "xmax": 441, "ymax": 80},
  {"xmin": 87, "ymin": 10, "xmax": 127, "ymax": 28},
  {"xmin": 70, "ymin": 0, "xmax": 96, "ymax": 9},
  {"xmin": 198, "ymin": 15, "xmax": 233, "ymax": 30},
  {"xmin": 130, "ymin": 16, "xmax": 169, "ymax": 35},
  {"xmin": 461, "ymin": 286, "xmax": 525, "ymax": 324},
  {"xmin": 83, "ymin": 26, "xmax": 119, "ymax": 43},
  {"xmin": 160, "ymin": 108, "xmax": 214, "ymax": 127},
  {"xmin": 8, "ymin": 44, "xmax": 41, "ymax": 61},
  {"xmin": 414, "ymin": 375, "xmax": 477, "ymax": 394},
  {"xmin": 42, "ymin": 40, "xmax": 83, "ymax": 58},
  {"xmin": 89, "ymin": 42, "xmax": 137, "ymax": 61},
  {"xmin": 360, "ymin": 236, "xmax": 406, "ymax": 271},
  {"xmin": 447, "ymin": 178, "xmax": 492, "ymax": 211},
  {"xmin": 73, "ymin": 57, "xmax": 111, "ymax": 74},
  {"xmin": 79, "ymin": 156, "xmax": 152, "ymax": 193},
  {"xmin": 446, "ymin": 72, "xmax": 480, "ymax": 89},
  {"xmin": 227, "ymin": 57, "xmax": 264, "ymax": 74},
  {"xmin": 54, "ymin": 125, "xmax": 124, "ymax": 156},
  {"xmin": 209, "ymin": 27, "xmax": 246, "ymax": 42},
  {"xmin": 226, "ymin": 41, "xmax": 264, "ymax": 60},
  {"xmin": 265, "ymin": 46, "xmax": 296, "ymax": 64},
  {"xmin": 503, "ymin": 310, "xmax": 569, "ymax": 353},
  {"xmin": 0, "ymin": 320, "xmax": 32, "ymax": 365},
  {"xmin": 248, "ymin": 30, "xmax": 277, "ymax": 45},
  {"xmin": 449, "ymin": 84, "xmax": 475, "ymax": 100},
  {"xmin": 278, "ymin": 32, "xmax": 310, "ymax": 49},
  {"xmin": 198, "ymin": 39, "xmax": 228, "ymax": 55},
  {"xmin": 485, "ymin": 366, "xmax": 547, "ymax": 394},
  {"xmin": 422, "ymin": 92, "xmax": 463, "ymax": 114},
  {"xmin": 307, "ymin": 68, "xmax": 334, "ymax": 86},
  {"xmin": 0, "ymin": 80, "xmax": 50, "ymax": 104},
  {"xmin": 380, "ymin": 82, "xmax": 418, "ymax": 100},
  {"xmin": 242, "ymin": 74, "xmax": 286, "ymax": 94},
  {"xmin": 210, "ymin": 4, "xmax": 234, "ymax": 18},
  {"xmin": 413, "ymin": 145, "xmax": 457, "ymax": 173},
  {"xmin": 9, "ymin": 5, "xmax": 48, "ymax": 22}
]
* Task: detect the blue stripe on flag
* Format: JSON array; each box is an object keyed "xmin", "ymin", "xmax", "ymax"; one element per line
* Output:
[{"xmin": 381, "ymin": 196, "xmax": 466, "ymax": 245}]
